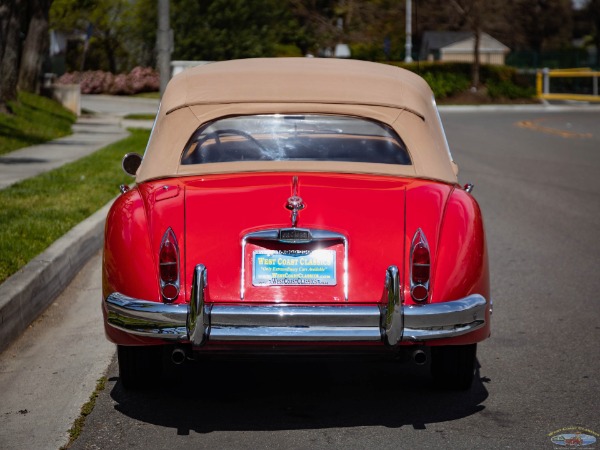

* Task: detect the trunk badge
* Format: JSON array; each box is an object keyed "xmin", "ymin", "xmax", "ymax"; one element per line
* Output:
[{"xmin": 286, "ymin": 176, "xmax": 305, "ymax": 228}]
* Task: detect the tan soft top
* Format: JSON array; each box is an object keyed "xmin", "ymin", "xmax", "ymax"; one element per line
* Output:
[{"xmin": 137, "ymin": 58, "xmax": 458, "ymax": 184}]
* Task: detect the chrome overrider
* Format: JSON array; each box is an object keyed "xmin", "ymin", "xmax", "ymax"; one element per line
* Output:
[{"xmin": 105, "ymin": 264, "xmax": 489, "ymax": 346}]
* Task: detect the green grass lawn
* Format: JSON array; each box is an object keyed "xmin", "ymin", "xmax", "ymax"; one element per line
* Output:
[
  {"xmin": 0, "ymin": 91, "xmax": 77, "ymax": 156},
  {"xmin": 123, "ymin": 113, "xmax": 156, "ymax": 120},
  {"xmin": 0, "ymin": 128, "xmax": 150, "ymax": 283},
  {"xmin": 133, "ymin": 91, "xmax": 160, "ymax": 99}
]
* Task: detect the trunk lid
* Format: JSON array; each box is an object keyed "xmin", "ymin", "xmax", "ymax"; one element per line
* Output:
[{"xmin": 183, "ymin": 172, "xmax": 410, "ymax": 304}]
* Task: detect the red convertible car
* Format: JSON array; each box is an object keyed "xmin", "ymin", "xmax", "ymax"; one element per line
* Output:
[{"xmin": 103, "ymin": 58, "xmax": 490, "ymax": 390}]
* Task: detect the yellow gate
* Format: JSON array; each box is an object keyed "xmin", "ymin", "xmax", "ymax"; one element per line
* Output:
[{"xmin": 536, "ymin": 68, "xmax": 600, "ymax": 102}]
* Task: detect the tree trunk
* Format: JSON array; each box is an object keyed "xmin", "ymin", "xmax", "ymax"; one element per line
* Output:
[
  {"xmin": 472, "ymin": 27, "xmax": 481, "ymax": 89},
  {"xmin": 103, "ymin": 31, "xmax": 117, "ymax": 74},
  {"xmin": 18, "ymin": 0, "xmax": 52, "ymax": 94},
  {"xmin": 470, "ymin": 1, "xmax": 482, "ymax": 90},
  {"xmin": 0, "ymin": 0, "xmax": 24, "ymax": 114},
  {"xmin": 449, "ymin": 0, "xmax": 482, "ymax": 90}
]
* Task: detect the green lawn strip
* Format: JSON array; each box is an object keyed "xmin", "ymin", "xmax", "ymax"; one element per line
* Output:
[
  {"xmin": 0, "ymin": 128, "xmax": 150, "ymax": 283},
  {"xmin": 123, "ymin": 113, "xmax": 156, "ymax": 120},
  {"xmin": 133, "ymin": 91, "xmax": 160, "ymax": 99},
  {"xmin": 0, "ymin": 91, "xmax": 76, "ymax": 156}
]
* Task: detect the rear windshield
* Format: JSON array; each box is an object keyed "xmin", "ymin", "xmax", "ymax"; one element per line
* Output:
[{"xmin": 180, "ymin": 114, "xmax": 411, "ymax": 165}]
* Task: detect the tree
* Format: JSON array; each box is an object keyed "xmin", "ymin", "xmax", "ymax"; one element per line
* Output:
[
  {"xmin": 18, "ymin": 0, "xmax": 53, "ymax": 93},
  {"xmin": 0, "ymin": 0, "xmax": 25, "ymax": 113},
  {"xmin": 171, "ymin": 0, "xmax": 289, "ymax": 61},
  {"xmin": 511, "ymin": 0, "xmax": 573, "ymax": 53},
  {"xmin": 448, "ymin": 0, "xmax": 484, "ymax": 88},
  {"xmin": 51, "ymin": 0, "xmax": 131, "ymax": 73},
  {"xmin": 122, "ymin": 0, "xmax": 157, "ymax": 68},
  {"xmin": 418, "ymin": 0, "xmax": 506, "ymax": 88},
  {"xmin": 288, "ymin": 0, "xmax": 337, "ymax": 54}
]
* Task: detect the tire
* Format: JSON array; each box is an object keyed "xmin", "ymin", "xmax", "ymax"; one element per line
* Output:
[
  {"xmin": 117, "ymin": 345, "xmax": 162, "ymax": 390},
  {"xmin": 431, "ymin": 343, "xmax": 477, "ymax": 390}
]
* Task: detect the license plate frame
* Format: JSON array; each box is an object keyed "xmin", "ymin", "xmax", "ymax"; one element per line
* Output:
[{"xmin": 252, "ymin": 249, "xmax": 337, "ymax": 286}]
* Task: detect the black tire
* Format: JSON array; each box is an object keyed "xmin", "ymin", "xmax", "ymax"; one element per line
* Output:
[
  {"xmin": 117, "ymin": 345, "xmax": 162, "ymax": 390},
  {"xmin": 431, "ymin": 343, "xmax": 477, "ymax": 390}
]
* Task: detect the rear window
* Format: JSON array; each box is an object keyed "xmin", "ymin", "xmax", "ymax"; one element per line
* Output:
[{"xmin": 180, "ymin": 114, "xmax": 411, "ymax": 165}]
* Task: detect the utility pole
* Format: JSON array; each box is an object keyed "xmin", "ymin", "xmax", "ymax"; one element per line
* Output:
[
  {"xmin": 404, "ymin": 0, "xmax": 413, "ymax": 63},
  {"xmin": 157, "ymin": 0, "xmax": 172, "ymax": 97}
]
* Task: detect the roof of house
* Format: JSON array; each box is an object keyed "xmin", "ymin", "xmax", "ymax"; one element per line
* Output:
[{"xmin": 420, "ymin": 31, "xmax": 509, "ymax": 59}]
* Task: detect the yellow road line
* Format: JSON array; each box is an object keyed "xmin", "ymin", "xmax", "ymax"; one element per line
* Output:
[{"xmin": 516, "ymin": 119, "xmax": 593, "ymax": 139}]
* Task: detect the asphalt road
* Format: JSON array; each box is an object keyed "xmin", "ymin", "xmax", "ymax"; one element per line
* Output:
[
  {"xmin": 71, "ymin": 108, "xmax": 600, "ymax": 449},
  {"xmin": 7, "ymin": 108, "xmax": 600, "ymax": 449}
]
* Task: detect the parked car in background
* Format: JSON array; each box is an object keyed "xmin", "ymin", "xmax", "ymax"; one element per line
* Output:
[{"xmin": 103, "ymin": 58, "xmax": 491, "ymax": 390}]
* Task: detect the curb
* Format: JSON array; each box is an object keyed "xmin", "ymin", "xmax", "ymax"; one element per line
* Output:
[{"xmin": 0, "ymin": 200, "xmax": 112, "ymax": 354}]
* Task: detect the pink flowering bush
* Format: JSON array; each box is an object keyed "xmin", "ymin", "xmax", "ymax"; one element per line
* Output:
[
  {"xmin": 109, "ymin": 74, "xmax": 134, "ymax": 95},
  {"xmin": 128, "ymin": 66, "xmax": 160, "ymax": 93},
  {"xmin": 56, "ymin": 67, "xmax": 160, "ymax": 95}
]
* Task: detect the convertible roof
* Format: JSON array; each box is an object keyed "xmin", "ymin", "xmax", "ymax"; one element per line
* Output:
[
  {"xmin": 162, "ymin": 58, "xmax": 431, "ymax": 118},
  {"xmin": 136, "ymin": 58, "xmax": 458, "ymax": 184}
]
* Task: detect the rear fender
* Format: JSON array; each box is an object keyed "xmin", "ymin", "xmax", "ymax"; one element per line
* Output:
[
  {"xmin": 103, "ymin": 188, "xmax": 158, "ymax": 302},
  {"xmin": 103, "ymin": 188, "xmax": 160, "ymax": 344},
  {"xmin": 432, "ymin": 188, "xmax": 489, "ymax": 302},
  {"xmin": 429, "ymin": 188, "xmax": 490, "ymax": 344}
]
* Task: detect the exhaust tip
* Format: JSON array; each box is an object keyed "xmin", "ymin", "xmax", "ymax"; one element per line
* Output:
[
  {"xmin": 171, "ymin": 348, "xmax": 187, "ymax": 365},
  {"xmin": 412, "ymin": 349, "xmax": 427, "ymax": 365}
]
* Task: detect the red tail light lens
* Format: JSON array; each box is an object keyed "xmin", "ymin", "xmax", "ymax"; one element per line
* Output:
[
  {"xmin": 412, "ymin": 242, "xmax": 430, "ymax": 284},
  {"xmin": 159, "ymin": 228, "xmax": 180, "ymax": 302},
  {"xmin": 410, "ymin": 229, "xmax": 430, "ymax": 302}
]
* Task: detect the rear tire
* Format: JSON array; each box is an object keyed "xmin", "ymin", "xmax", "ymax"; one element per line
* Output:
[
  {"xmin": 431, "ymin": 343, "xmax": 477, "ymax": 390},
  {"xmin": 117, "ymin": 345, "xmax": 162, "ymax": 390}
]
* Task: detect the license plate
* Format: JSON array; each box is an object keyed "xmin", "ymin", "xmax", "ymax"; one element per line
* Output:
[{"xmin": 252, "ymin": 249, "xmax": 336, "ymax": 286}]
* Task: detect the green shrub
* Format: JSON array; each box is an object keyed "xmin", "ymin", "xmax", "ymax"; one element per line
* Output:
[
  {"xmin": 487, "ymin": 79, "xmax": 536, "ymax": 99},
  {"xmin": 420, "ymin": 72, "xmax": 470, "ymax": 99},
  {"xmin": 386, "ymin": 61, "xmax": 535, "ymax": 100},
  {"xmin": 274, "ymin": 44, "xmax": 303, "ymax": 57}
]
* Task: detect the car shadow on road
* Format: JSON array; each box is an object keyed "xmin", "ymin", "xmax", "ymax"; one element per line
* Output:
[{"xmin": 109, "ymin": 356, "xmax": 489, "ymax": 435}]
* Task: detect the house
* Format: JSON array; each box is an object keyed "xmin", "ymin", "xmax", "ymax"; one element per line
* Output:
[{"xmin": 420, "ymin": 31, "xmax": 510, "ymax": 65}]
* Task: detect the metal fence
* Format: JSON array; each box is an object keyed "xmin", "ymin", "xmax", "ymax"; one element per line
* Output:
[{"xmin": 507, "ymin": 49, "xmax": 597, "ymax": 70}]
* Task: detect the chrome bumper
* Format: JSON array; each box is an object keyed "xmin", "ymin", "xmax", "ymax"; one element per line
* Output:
[{"xmin": 105, "ymin": 265, "xmax": 489, "ymax": 346}]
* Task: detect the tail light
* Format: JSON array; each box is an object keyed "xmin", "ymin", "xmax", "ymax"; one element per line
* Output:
[
  {"xmin": 410, "ymin": 228, "xmax": 430, "ymax": 302},
  {"xmin": 159, "ymin": 228, "xmax": 180, "ymax": 302}
]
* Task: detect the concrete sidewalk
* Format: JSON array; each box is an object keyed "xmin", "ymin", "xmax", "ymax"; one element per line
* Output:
[
  {"xmin": 0, "ymin": 94, "xmax": 158, "ymax": 190},
  {"xmin": 0, "ymin": 114, "xmax": 128, "ymax": 190},
  {"xmin": 0, "ymin": 97, "xmax": 156, "ymax": 354}
]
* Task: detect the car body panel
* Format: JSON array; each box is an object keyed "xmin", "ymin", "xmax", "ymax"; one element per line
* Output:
[{"xmin": 102, "ymin": 59, "xmax": 490, "ymax": 361}]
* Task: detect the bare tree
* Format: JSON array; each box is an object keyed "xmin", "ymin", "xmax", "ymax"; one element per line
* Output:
[{"xmin": 512, "ymin": 0, "xmax": 572, "ymax": 54}]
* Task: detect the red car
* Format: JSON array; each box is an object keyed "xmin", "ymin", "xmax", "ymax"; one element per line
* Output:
[{"xmin": 103, "ymin": 58, "xmax": 491, "ymax": 390}]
